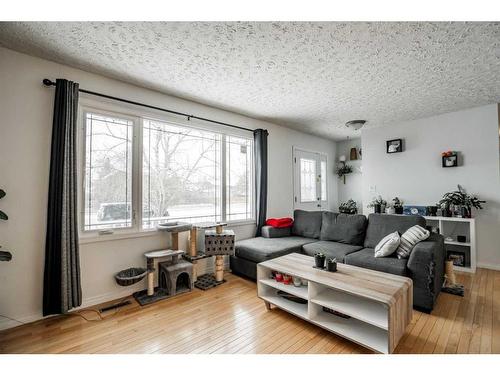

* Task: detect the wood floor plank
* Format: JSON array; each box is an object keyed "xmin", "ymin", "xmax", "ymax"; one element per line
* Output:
[
  {"xmin": 444, "ymin": 271, "xmax": 474, "ymax": 353},
  {"xmin": 492, "ymin": 271, "xmax": 500, "ymax": 354},
  {"xmin": 432, "ymin": 299, "xmax": 460, "ymax": 353},
  {"xmin": 420, "ymin": 294, "xmax": 451, "ymax": 353},
  {"xmin": 1, "ymin": 269, "xmax": 499, "ymax": 354},
  {"xmin": 456, "ymin": 268, "xmax": 482, "ymax": 353},
  {"xmin": 469, "ymin": 268, "xmax": 488, "ymax": 353}
]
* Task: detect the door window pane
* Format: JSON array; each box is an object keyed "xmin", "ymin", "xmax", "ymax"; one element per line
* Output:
[
  {"xmin": 300, "ymin": 158, "xmax": 317, "ymax": 202},
  {"xmin": 321, "ymin": 160, "xmax": 327, "ymax": 201},
  {"xmin": 83, "ymin": 113, "xmax": 133, "ymax": 231}
]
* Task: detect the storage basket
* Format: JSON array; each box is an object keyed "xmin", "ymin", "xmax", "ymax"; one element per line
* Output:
[{"xmin": 115, "ymin": 267, "xmax": 147, "ymax": 286}]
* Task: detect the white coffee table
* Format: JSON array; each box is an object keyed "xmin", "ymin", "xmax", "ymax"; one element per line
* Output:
[{"xmin": 257, "ymin": 253, "xmax": 413, "ymax": 353}]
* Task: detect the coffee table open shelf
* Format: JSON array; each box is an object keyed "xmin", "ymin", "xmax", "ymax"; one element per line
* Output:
[{"xmin": 257, "ymin": 253, "xmax": 413, "ymax": 354}]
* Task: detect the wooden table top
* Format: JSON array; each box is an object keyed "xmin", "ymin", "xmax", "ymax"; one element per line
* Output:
[{"xmin": 259, "ymin": 253, "xmax": 412, "ymax": 307}]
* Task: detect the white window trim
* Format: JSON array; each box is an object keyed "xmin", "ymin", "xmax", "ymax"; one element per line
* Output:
[{"xmin": 77, "ymin": 97, "xmax": 255, "ymax": 242}]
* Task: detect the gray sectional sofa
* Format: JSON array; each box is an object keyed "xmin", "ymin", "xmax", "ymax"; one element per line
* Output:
[{"xmin": 230, "ymin": 210, "xmax": 445, "ymax": 312}]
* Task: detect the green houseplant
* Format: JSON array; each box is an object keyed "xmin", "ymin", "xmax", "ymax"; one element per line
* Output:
[
  {"xmin": 439, "ymin": 184, "xmax": 485, "ymax": 218},
  {"xmin": 314, "ymin": 252, "xmax": 326, "ymax": 268},
  {"xmin": 367, "ymin": 195, "xmax": 387, "ymax": 214},
  {"xmin": 339, "ymin": 199, "xmax": 358, "ymax": 214},
  {"xmin": 392, "ymin": 197, "xmax": 404, "ymax": 214},
  {"xmin": 337, "ymin": 161, "xmax": 352, "ymax": 184},
  {"xmin": 0, "ymin": 188, "xmax": 12, "ymax": 262}
]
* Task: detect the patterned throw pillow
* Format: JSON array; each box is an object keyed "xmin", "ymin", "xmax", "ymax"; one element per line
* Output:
[
  {"xmin": 374, "ymin": 231, "xmax": 401, "ymax": 258},
  {"xmin": 396, "ymin": 225, "xmax": 430, "ymax": 259}
]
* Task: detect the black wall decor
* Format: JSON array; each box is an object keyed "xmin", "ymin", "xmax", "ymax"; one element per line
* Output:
[
  {"xmin": 442, "ymin": 151, "xmax": 459, "ymax": 167},
  {"xmin": 386, "ymin": 138, "xmax": 403, "ymax": 154}
]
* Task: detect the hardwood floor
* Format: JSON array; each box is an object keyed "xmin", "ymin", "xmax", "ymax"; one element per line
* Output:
[{"xmin": 1, "ymin": 268, "xmax": 499, "ymax": 354}]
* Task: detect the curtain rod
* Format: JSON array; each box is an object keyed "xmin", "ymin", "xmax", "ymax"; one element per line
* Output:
[{"xmin": 42, "ymin": 79, "xmax": 255, "ymax": 133}]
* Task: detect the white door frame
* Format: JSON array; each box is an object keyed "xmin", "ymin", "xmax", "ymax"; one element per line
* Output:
[{"xmin": 292, "ymin": 146, "xmax": 329, "ymax": 211}]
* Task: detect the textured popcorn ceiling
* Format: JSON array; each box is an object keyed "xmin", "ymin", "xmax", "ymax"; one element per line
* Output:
[{"xmin": 0, "ymin": 22, "xmax": 499, "ymax": 140}]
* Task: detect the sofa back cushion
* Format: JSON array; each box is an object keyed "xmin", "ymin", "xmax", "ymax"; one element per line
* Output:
[
  {"xmin": 320, "ymin": 212, "xmax": 368, "ymax": 246},
  {"xmin": 291, "ymin": 209, "xmax": 322, "ymax": 239},
  {"xmin": 364, "ymin": 214, "xmax": 426, "ymax": 248}
]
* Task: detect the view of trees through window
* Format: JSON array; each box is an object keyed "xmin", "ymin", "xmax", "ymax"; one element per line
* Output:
[
  {"xmin": 82, "ymin": 110, "xmax": 254, "ymax": 232},
  {"xmin": 142, "ymin": 119, "xmax": 222, "ymax": 228},
  {"xmin": 84, "ymin": 113, "xmax": 133, "ymax": 231}
]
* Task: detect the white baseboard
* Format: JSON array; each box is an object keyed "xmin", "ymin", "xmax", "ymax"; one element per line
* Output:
[
  {"xmin": 477, "ymin": 262, "xmax": 500, "ymax": 271},
  {"xmin": 80, "ymin": 285, "xmax": 145, "ymax": 309},
  {"xmin": 0, "ymin": 312, "xmax": 43, "ymax": 331},
  {"xmin": 0, "ymin": 257, "xmax": 230, "ymax": 332}
]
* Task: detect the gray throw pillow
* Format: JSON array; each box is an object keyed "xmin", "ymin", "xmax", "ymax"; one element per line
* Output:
[
  {"xmin": 396, "ymin": 225, "xmax": 430, "ymax": 259},
  {"xmin": 374, "ymin": 231, "xmax": 400, "ymax": 258}
]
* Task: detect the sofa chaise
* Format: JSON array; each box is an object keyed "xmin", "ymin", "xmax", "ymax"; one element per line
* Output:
[{"xmin": 230, "ymin": 210, "xmax": 445, "ymax": 312}]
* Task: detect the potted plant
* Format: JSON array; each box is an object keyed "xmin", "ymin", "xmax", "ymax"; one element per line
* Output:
[
  {"xmin": 327, "ymin": 258, "xmax": 338, "ymax": 272},
  {"xmin": 0, "ymin": 188, "xmax": 11, "ymax": 262},
  {"xmin": 392, "ymin": 197, "xmax": 404, "ymax": 214},
  {"xmin": 336, "ymin": 158, "xmax": 353, "ymax": 185},
  {"xmin": 439, "ymin": 185, "xmax": 485, "ymax": 218},
  {"xmin": 339, "ymin": 199, "xmax": 357, "ymax": 214},
  {"xmin": 367, "ymin": 195, "xmax": 387, "ymax": 214},
  {"xmin": 314, "ymin": 252, "xmax": 326, "ymax": 268}
]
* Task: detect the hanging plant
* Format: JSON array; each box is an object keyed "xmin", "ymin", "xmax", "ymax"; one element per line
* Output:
[
  {"xmin": 0, "ymin": 189, "xmax": 7, "ymax": 221},
  {"xmin": 0, "ymin": 188, "xmax": 11, "ymax": 262},
  {"xmin": 336, "ymin": 163, "xmax": 353, "ymax": 184}
]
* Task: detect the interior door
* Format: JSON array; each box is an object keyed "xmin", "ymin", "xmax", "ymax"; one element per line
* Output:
[{"xmin": 293, "ymin": 148, "xmax": 328, "ymax": 210}]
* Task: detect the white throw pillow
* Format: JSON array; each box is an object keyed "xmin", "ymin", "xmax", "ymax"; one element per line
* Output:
[
  {"xmin": 396, "ymin": 225, "xmax": 430, "ymax": 259},
  {"xmin": 374, "ymin": 231, "xmax": 400, "ymax": 258}
]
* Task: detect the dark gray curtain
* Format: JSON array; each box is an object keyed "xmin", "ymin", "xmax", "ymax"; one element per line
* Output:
[
  {"xmin": 43, "ymin": 79, "xmax": 82, "ymax": 316},
  {"xmin": 254, "ymin": 129, "xmax": 268, "ymax": 237}
]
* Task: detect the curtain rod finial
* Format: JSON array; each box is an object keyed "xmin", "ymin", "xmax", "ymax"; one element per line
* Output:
[{"xmin": 43, "ymin": 79, "xmax": 55, "ymax": 87}]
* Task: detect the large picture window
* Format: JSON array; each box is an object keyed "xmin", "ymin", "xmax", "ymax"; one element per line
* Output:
[{"xmin": 80, "ymin": 106, "xmax": 254, "ymax": 235}]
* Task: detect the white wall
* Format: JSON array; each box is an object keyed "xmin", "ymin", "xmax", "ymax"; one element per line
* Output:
[
  {"xmin": 335, "ymin": 138, "xmax": 363, "ymax": 212},
  {"xmin": 361, "ymin": 105, "xmax": 500, "ymax": 269},
  {"xmin": 0, "ymin": 47, "xmax": 337, "ymax": 329}
]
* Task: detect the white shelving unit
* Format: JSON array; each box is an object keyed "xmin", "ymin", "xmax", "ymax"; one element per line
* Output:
[{"xmin": 424, "ymin": 216, "xmax": 476, "ymax": 273}]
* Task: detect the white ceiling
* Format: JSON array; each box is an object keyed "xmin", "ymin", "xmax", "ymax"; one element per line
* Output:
[{"xmin": 0, "ymin": 22, "xmax": 499, "ymax": 140}]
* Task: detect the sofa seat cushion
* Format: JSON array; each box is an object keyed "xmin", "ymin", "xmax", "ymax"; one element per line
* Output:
[
  {"xmin": 364, "ymin": 214, "xmax": 426, "ymax": 249},
  {"xmin": 292, "ymin": 210, "xmax": 323, "ymax": 239},
  {"xmin": 302, "ymin": 241, "xmax": 363, "ymax": 262},
  {"xmin": 320, "ymin": 212, "xmax": 368, "ymax": 246},
  {"xmin": 345, "ymin": 248, "xmax": 408, "ymax": 276},
  {"xmin": 235, "ymin": 236, "xmax": 317, "ymax": 263}
]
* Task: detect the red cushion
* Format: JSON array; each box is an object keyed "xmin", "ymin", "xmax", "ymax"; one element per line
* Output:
[{"xmin": 265, "ymin": 217, "xmax": 294, "ymax": 228}]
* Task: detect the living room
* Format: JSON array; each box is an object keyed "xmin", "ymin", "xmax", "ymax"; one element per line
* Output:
[{"xmin": 1, "ymin": 1, "xmax": 499, "ymax": 372}]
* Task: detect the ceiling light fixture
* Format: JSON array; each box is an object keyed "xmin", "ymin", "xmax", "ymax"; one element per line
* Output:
[{"xmin": 345, "ymin": 120, "xmax": 366, "ymax": 131}]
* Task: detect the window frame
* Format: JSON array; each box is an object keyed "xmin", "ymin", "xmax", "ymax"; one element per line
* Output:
[{"xmin": 77, "ymin": 98, "xmax": 255, "ymax": 241}]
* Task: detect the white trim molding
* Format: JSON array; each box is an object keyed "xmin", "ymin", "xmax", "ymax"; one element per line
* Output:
[{"xmin": 477, "ymin": 262, "xmax": 500, "ymax": 271}]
